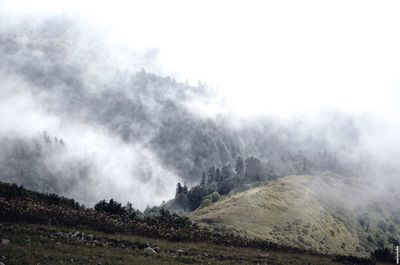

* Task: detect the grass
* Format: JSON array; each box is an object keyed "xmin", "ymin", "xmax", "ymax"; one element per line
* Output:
[
  {"xmin": 191, "ymin": 175, "xmax": 369, "ymax": 257},
  {"xmin": 0, "ymin": 222, "xmax": 381, "ymax": 265}
]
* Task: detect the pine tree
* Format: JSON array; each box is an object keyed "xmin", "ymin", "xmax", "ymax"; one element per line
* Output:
[
  {"xmin": 215, "ymin": 168, "xmax": 221, "ymax": 182},
  {"xmin": 176, "ymin": 182, "xmax": 183, "ymax": 197},
  {"xmin": 182, "ymin": 182, "xmax": 188, "ymax": 194},
  {"xmin": 221, "ymin": 165, "xmax": 232, "ymax": 181},
  {"xmin": 235, "ymin": 156, "xmax": 244, "ymax": 176},
  {"xmin": 207, "ymin": 166, "xmax": 215, "ymax": 183},
  {"xmin": 244, "ymin": 157, "xmax": 263, "ymax": 181},
  {"xmin": 200, "ymin": 171, "xmax": 206, "ymax": 186}
]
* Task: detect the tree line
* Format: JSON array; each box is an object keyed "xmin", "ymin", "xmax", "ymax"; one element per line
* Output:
[{"xmin": 170, "ymin": 156, "xmax": 278, "ymax": 211}]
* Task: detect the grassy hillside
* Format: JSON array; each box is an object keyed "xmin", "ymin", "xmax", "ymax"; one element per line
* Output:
[
  {"xmin": 191, "ymin": 175, "xmax": 377, "ymax": 257},
  {"xmin": 0, "ymin": 223, "xmax": 379, "ymax": 265},
  {"xmin": 0, "ymin": 179, "xmax": 385, "ymax": 264},
  {"xmin": 308, "ymin": 173, "xmax": 400, "ymax": 254}
]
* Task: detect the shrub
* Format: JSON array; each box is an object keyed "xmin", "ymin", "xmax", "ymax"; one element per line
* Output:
[
  {"xmin": 200, "ymin": 198, "xmax": 212, "ymax": 208},
  {"xmin": 372, "ymin": 247, "xmax": 393, "ymax": 262},
  {"xmin": 0, "ymin": 181, "xmax": 82, "ymax": 210},
  {"xmin": 209, "ymin": 192, "xmax": 221, "ymax": 203},
  {"xmin": 94, "ymin": 199, "xmax": 126, "ymax": 216}
]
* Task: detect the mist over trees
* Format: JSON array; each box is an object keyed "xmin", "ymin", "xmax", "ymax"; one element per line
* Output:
[
  {"xmin": 0, "ymin": 132, "xmax": 91, "ymax": 196},
  {"xmin": 0, "ymin": 16, "xmax": 396, "ymax": 210}
]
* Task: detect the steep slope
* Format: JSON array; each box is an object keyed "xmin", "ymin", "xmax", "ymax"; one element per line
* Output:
[
  {"xmin": 191, "ymin": 175, "xmax": 369, "ymax": 257},
  {"xmin": 1, "ymin": 16, "xmax": 391, "ymax": 211},
  {"xmin": 308, "ymin": 173, "xmax": 400, "ymax": 254},
  {"xmin": 0, "ymin": 17, "xmax": 369, "ymax": 186},
  {"xmin": 0, "ymin": 25, "xmax": 242, "ymax": 183}
]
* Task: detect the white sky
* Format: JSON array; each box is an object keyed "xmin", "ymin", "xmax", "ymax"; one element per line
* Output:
[{"xmin": 2, "ymin": 0, "xmax": 400, "ymax": 118}]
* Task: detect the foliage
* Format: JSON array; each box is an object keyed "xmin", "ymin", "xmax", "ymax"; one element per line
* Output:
[
  {"xmin": 200, "ymin": 198, "xmax": 212, "ymax": 208},
  {"xmin": 244, "ymin": 157, "xmax": 264, "ymax": 182},
  {"xmin": 187, "ymin": 186, "xmax": 209, "ymax": 211},
  {"xmin": 0, "ymin": 134, "xmax": 90, "ymax": 198},
  {"xmin": 94, "ymin": 199, "xmax": 127, "ymax": 216},
  {"xmin": 371, "ymin": 247, "xmax": 394, "ymax": 262},
  {"xmin": 0, "ymin": 181, "xmax": 82, "ymax": 210},
  {"xmin": 235, "ymin": 156, "xmax": 244, "ymax": 175},
  {"xmin": 199, "ymin": 192, "xmax": 220, "ymax": 209},
  {"xmin": 170, "ymin": 155, "xmax": 277, "ymax": 212},
  {"xmin": 0, "ymin": 181, "xmax": 311, "ymax": 253},
  {"xmin": 208, "ymin": 192, "xmax": 221, "ymax": 203}
]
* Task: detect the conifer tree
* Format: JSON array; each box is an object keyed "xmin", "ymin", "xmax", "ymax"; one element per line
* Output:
[
  {"xmin": 182, "ymin": 182, "xmax": 188, "ymax": 194},
  {"xmin": 235, "ymin": 156, "xmax": 244, "ymax": 176},
  {"xmin": 215, "ymin": 168, "xmax": 221, "ymax": 182},
  {"xmin": 200, "ymin": 171, "xmax": 206, "ymax": 186},
  {"xmin": 176, "ymin": 182, "xmax": 183, "ymax": 196}
]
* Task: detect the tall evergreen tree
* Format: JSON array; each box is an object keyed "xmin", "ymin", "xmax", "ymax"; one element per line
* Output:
[
  {"xmin": 235, "ymin": 156, "xmax": 244, "ymax": 176},
  {"xmin": 215, "ymin": 168, "xmax": 221, "ymax": 182},
  {"xmin": 207, "ymin": 166, "xmax": 216, "ymax": 183},
  {"xmin": 244, "ymin": 157, "xmax": 263, "ymax": 181},
  {"xmin": 182, "ymin": 182, "xmax": 188, "ymax": 194},
  {"xmin": 200, "ymin": 171, "xmax": 206, "ymax": 186},
  {"xmin": 176, "ymin": 182, "xmax": 183, "ymax": 196},
  {"xmin": 221, "ymin": 165, "xmax": 232, "ymax": 181}
]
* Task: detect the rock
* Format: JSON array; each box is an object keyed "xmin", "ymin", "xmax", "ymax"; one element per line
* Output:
[
  {"xmin": 177, "ymin": 249, "xmax": 184, "ymax": 255},
  {"xmin": 258, "ymin": 253, "xmax": 269, "ymax": 258},
  {"xmin": 56, "ymin": 242, "xmax": 62, "ymax": 246},
  {"xmin": 1, "ymin": 239, "xmax": 10, "ymax": 245},
  {"xmin": 55, "ymin": 231, "xmax": 64, "ymax": 237},
  {"xmin": 87, "ymin": 234, "xmax": 94, "ymax": 241},
  {"xmin": 153, "ymin": 247, "xmax": 160, "ymax": 252},
  {"xmin": 0, "ymin": 262, "xmax": 5, "ymax": 265},
  {"xmin": 144, "ymin": 247, "xmax": 157, "ymax": 255}
]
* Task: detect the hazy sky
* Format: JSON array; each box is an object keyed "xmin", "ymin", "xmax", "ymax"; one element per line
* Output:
[{"xmin": 2, "ymin": 0, "xmax": 400, "ymax": 118}]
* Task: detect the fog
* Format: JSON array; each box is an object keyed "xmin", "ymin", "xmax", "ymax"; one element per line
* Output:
[
  {"xmin": 0, "ymin": 1, "xmax": 399, "ymax": 210},
  {"xmin": 2, "ymin": 1, "xmax": 400, "ymax": 116},
  {"xmin": 0, "ymin": 72, "xmax": 178, "ymax": 209}
]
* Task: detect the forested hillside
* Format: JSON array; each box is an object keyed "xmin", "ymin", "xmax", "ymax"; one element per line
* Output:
[{"xmin": 0, "ymin": 17, "xmax": 394, "ymax": 209}]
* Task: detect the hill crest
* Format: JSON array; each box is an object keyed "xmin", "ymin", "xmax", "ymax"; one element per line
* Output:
[{"xmin": 191, "ymin": 175, "xmax": 369, "ymax": 257}]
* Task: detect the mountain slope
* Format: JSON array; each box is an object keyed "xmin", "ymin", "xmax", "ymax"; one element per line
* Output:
[
  {"xmin": 0, "ymin": 17, "xmax": 394, "ymax": 210},
  {"xmin": 191, "ymin": 175, "xmax": 370, "ymax": 257},
  {"xmin": 0, "ymin": 18, "xmax": 369, "ymax": 185}
]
